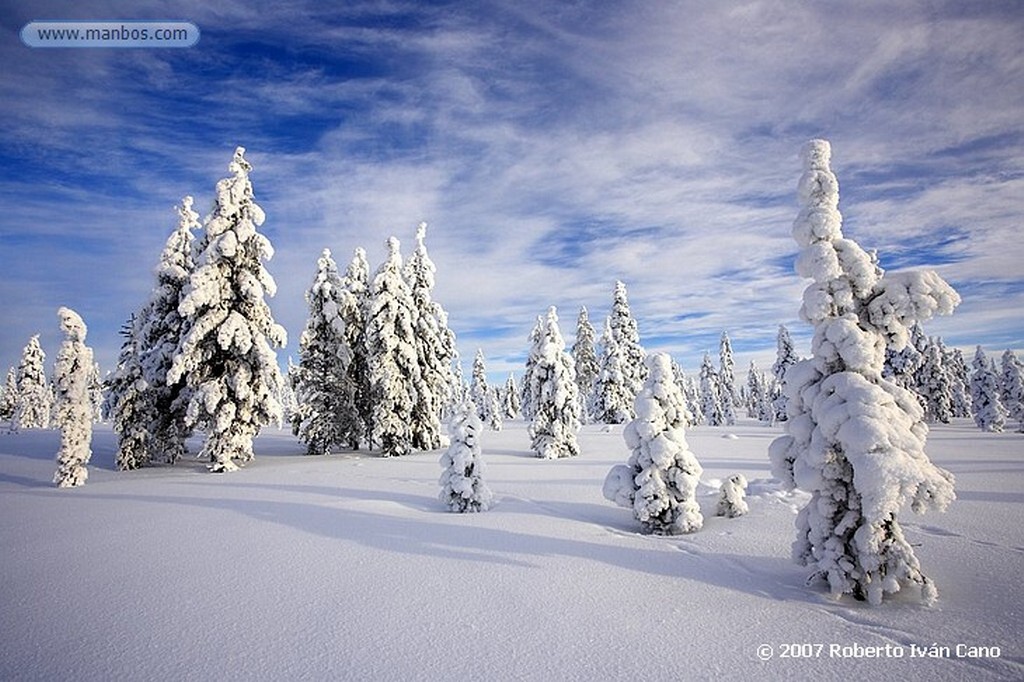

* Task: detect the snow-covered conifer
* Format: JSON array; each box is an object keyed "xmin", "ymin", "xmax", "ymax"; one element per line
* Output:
[
  {"xmin": 716, "ymin": 474, "xmax": 749, "ymax": 518},
  {"xmin": 12, "ymin": 335, "xmax": 51, "ymax": 431},
  {"xmin": 439, "ymin": 400, "xmax": 493, "ymax": 512},
  {"xmin": 291, "ymin": 248, "xmax": 360, "ymax": 455},
  {"xmin": 603, "ymin": 353, "xmax": 703, "ymax": 535},
  {"xmin": 609, "ymin": 280, "xmax": 647, "ymax": 398},
  {"xmin": 946, "ymin": 347, "xmax": 972, "ymax": 418},
  {"xmin": 502, "ymin": 373, "xmax": 521, "ymax": 419},
  {"xmin": 105, "ymin": 314, "xmax": 152, "ymax": 470},
  {"xmin": 590, "ymin": 319, "xmax": 634, "ymax": 424},
  {"xmin": 1, "ymin": 367, "xmax": 17, "ymax": 422},
  {"xmin": 520, "ymin": 316, "xmax": 542, "ymax": 422},
  {"xmin": 772, "ymin": 324, "xmax": 798, "ymax": 422},
  {"xmin": 366, "ymin": 237, "xmax": 420, "ymax": 457},
  {"xmin": 525, "ymin": 307, "xmax": 580, "ymax": 459},
  {"xmin": 971, "ymin": 348, "xmax": 1006, "ymax": 432},
  {"xmin": 1000, "ymin": 350, "xmax": 1024, "ymax": 432},
  {"xmin": 168, "ymin": 148, "xmax": 287, "ymax": 472},
  {"xmin": 53, "ymin": 308, "xmax": 94, "ymax": 488},
  {"xmin": 470, "ymin": 350, "xmax": 502, "ymax": 431},
  {"xmin": 699, "ymin": 353, "xmax": 725, "ymax": 426},
  {"xmin": 340, "ymin": 248, "xmax": 372, "ymax": 448},
  {"xmin": 572, "ymin": 307, "xmax": 599, "ymax": 422},
  {"xmin": 719, "ymin": 332, "xmax": 738, "ymax": 408},
  {"xmin": 768, "ymin": 140, "xmax": 959, "ymax": 605},
  {"xmin": 884, "ymin": 323, "xmax": 926, "ymax": 391},
  {"xmin": 404, "ymin": 222, "xmax": 457, "ymax": 450},
  {"xmin": 917, "ymin": 338, "xmax": 953, "ymax": 424}
]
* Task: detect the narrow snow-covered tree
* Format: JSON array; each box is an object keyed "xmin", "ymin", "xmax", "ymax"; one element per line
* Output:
[
  {"xmin": 104, "ymin": 314, "xmax": 152, "ymax": 470},
  {"xmin": 772, "ymin": 324, "xmax": 799, "ymax": 422},
  {"xmin": 716, "ymin": 474, "xmax": 749, "ymax": 518},
  {"xmin": 525, "ymin": 307, "xmax": 580, "ymax": 459},
  {"xmin": 470, "ymin": 349, "xmax": 502, "ymax": 431},
  {"xmin": 917, "ymin": 338, "xmax": 953, "ymax": 424},
  {"xmin": 699, "ymin": 353, "xmax": 725, "ymax": 426},
  {"xmin": 609, "ymin": 280, "xmax": 647, "ymax": 398},
  {"xmin": 291, "ymin": 248, "xmax": 360, "ymax": 455},
  {"xmin": 603, "ymin": 352, "xmax": 703, "ymax": 535},
  {"xmin": 946, "ymin": 346, "xmax": 972, "ymax": 419},
  {"xmin": 719, "ymin": 332, "xmax": 738, "ymax": 407},
  {"xmin": 884, "ymin": 323, "xmax": 926, "ymax": 391},
  {"xmin": 768, "ymin": 140, "xmax": 959, "ymax": 606},
  {"xmin": 53, "ymin": 308, "xmax": 95, "ymax": 488},
  {"xmin": 572, "ymin": 307, "xmax": 599, "ymax": 422},
  {"xmin": 1000, "ymin": 350, "xmax": 1024, "ymax": 432},
  {"xmin": 404, "ymin": 222, "xmax": 457, "ymax": 450},
  {"xmin": 674, "ymin": 365, "xmax": 703, "ymax": 427},
  {"xmin": 366, "ymin": 237, "xmax": 420, "ymax": 457},
  {"xmin": 502, "ymin": 373, "xmax": 521, "ymax": 419},
  {"xmin": 12, "ymin": 335, "xmax": 51, "ymax": 431},
  {"xmin": 340, "ymin": 248, "xmax": 372, "ymax": 448},
  {"xmin": 1, "ymin": 367, "xmax": 18, "ymax": 422},
  {"xmin": 439, "ymin": 400, "xmax": 493, "ymax": 512},
  {"xmin": 168, "ymin": 147, "xmax": 287, "ymax": 473},
  {"xmin": 590, "ymin": 318, "xmax": 634, "ymax": 424},
  {"xmin": 971, "ymin": 347, "xmax": 1006, "ymax": 432}
]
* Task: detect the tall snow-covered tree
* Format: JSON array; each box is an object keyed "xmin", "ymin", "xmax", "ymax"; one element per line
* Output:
[
  {"xmin": 719, "ymin": 332, "xmax": 738, "ymax": 407},
  {"xmin": 105, "ymin": 314, "xmax": 151, "ymax": 470},
  {"xmin": 366, "ymin": 237, "xmax": 420, "ymax": 457},
  {"xmin": 768, "ymin": 140, "xmax": 960, "ymax": 606},
  {"xmin": 609, "ymin": 280, "xmax": 646, "ymax": 399},
  {"xmin": 699, "ymin": 353, "xmax": 725, "ymax": 426},
  {"xmin": 772, "ymin": 324, "xmax": 799, "ymax": 422},
  {"xmin": 291, "ymin": 248, "xmax": 360, "ymax": 455},
  {"xmin": 520, "ymin": 316, "xmax": 542, "ymax": 422},
  {"xmin": 168, "ymin": 147, "xmax": 287, "ymax": 473},
  {"xmin": 971, "ymin": 347, "xmax": 1006, "ymax": 432},
  {"xmin": 572, "ymin": 306, "xmax": 599, "ymax": 422},
  {"xmin": 590, "ymin": 318, "xmax": 634, "ymax": 424},
  {"xmin": 946, "ymin": 346, "xmax": 972, "ymax": 419},
  {"xmin": 525, "ymin": 307, "xmax": 580, "ymax": 459},
  {"xmin": 340, "ymin": 247, "xmax": 372, "ymax": 448},
  {"xmin": 603, "ymin": 352, "xmax": 704, "ymax": 535},
  {"xmin": 12, "ymin": 335, "xmax": 51, "ymax": 431},
  {"xmin": 917, "ymin": 338, "xmax": 953, "ymax": 424},
  {"xmin": 404, "ymin": 222, "xmax": 457, "ymax": 450},
  {"xmin": 1000, "ymin": 349, "xmax": 1024, "ymax": 432},
  {"xmin": 439, "ymin": 400, "xmax": 493, "ymax": 513},
  {"xmin": 501, "ymin": 373, "xmax": 521, "ymax": 419},
  {"xmin": 470, "ymin": 349, "xmax": 502, "ymax": 431},
  {"xmin": 53, "ymin": 308, "xmax": 95, "ymax": 488},
  {"xmin": 1, "ymin": 367, "xmax": 18, "ymax": 422}
]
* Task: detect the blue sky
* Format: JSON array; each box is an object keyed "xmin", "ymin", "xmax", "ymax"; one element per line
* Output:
[{"xmin": 1, "ymin": 1, "xmax": 1022, "ymax": 384}]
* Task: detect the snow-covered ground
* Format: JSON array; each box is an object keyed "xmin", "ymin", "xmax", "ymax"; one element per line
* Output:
[{"xmin": 1, "ymin": 419, "xmax": 1021, "ymax": 680}]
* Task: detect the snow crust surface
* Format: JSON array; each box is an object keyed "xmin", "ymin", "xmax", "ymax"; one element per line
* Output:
[{"xmin": 1, "ymin": 420, "xmax": 1022, "ymax": 680}]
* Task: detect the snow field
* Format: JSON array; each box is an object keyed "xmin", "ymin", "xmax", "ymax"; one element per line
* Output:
[{"xmin": 1, "ymin": 419, "xmax": 1022, "ymax": 680}]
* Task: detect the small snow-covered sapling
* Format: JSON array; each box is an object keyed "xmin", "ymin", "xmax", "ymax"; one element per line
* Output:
[{"xmin": 716, "ymin": 474, "xmax": 749, "ymax": 518}]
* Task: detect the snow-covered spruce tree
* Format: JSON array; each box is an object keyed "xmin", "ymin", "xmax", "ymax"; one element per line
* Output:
[
  {"xmin": 772, "ymin": 324, "xmax": 799, "ymax": 422},
  {"xmin": 134, "ymin": 196, "xmax": 200, "ymax": 464},
  {"xmin": 291, "ymin": 248, "xmax": 360, "ymax": 455},
  {"xmin": 12, "ymin": 335, "xmax": 52, "ymax": 431},
  {"xmin": 105, "ymin": 314, "xmax": 152, "ymax": 470},
  {"xmin": 609, "ymin": 280, "xmax": 647, "ymax": 399},
  {"xmin": 674, "ymin": 364, "xmax": 703, "ymax": 427},
  {"xmin": 1, "ymin": 367, "xmax": 17, "ymax": 422},
  {"xmin": 439, "ymin": 400, "xmax": 493, "ymax": 512},
  {"xmin": 768, "ymin": 140, "xmax": 960, "ymax": 606},
  {"xmin": 1000, "ymin": 350, "xmax": 1024, "ymax": 432},
  {"xmin": 404, "ymin": 222, "xmax": 457, "ymax": 450},
  {"xmin": 716, "ymin": 474, "xmax": 749, "ymax": 518},
  {"xmin": 502, "ymin": 373, "xmax": 521, "ymax": 419},
  {"xmin": 917, "ymin": 338, "xmax": 953, "ymax": 424},
  {"xmin": 884, "ymin": 323, "xmax": 926, "ymax": 392},
  {"xmin": 572, "ymin": 306, "xmax": 599, "ymax": 423},
  {"xmin": 366, "ymin": 237, "xmax": 421, "ymax": 457},
  {"xmin": 971, "ymin": 348, "xmax": 1006, "ymax": 432},
  {"xmin": 699, "ymin": 353, "xmax": 725, "ymax": 426},
  {"xmin": 946, "ymin": 347, "xmax": 972, "ymax": 419},
  {"xmin": 470, "ymin": 350, "xmax": 502, "ymax": 431},
  {"xmin": 525, "ymin": 307, "xmax": 580, "ymax": 459},
  {"xmin": 53, "ymin": 308, "xmax": 95, "ymax": 488},
  {"xmin": 590, "ymin": 318, "xmax": 635, "ymax": 424},
  {"xmin": 603, "ymin": 352, "xmax": 703, "ymax": 535},
  {"xmin": 719, "ymin": 332, "xmax": 738, "ymax": 407},
  {"xmin": 167, "ymin": 147, "xmax": 287, "ymax": 473},
  {"xmin": 340, "ymin": 248, "xmax": 372, "ymax": 448}
]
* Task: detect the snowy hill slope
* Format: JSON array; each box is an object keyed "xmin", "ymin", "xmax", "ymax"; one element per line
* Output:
[{"xmin": 1, "ymin": 420, "xmax": 1021, "ymax": 680}]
